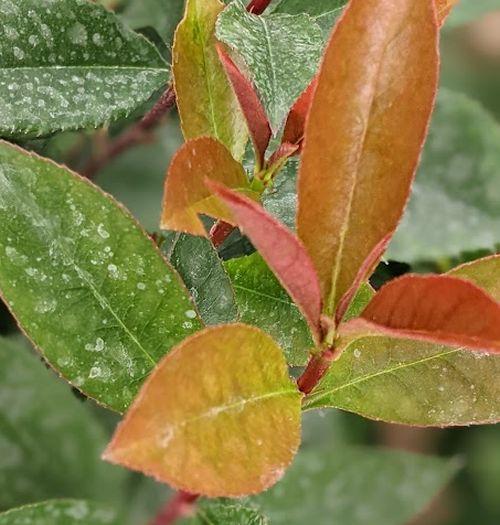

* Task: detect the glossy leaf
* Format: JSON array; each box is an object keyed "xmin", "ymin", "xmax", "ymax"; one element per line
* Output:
[
  {"xmin": 185, "ymin": 500, "xmax": 268, "ymax": 525},
  {"xmin": 0, "ymin": 337, "xmax": 124, "ymax": 511},
  {"xmin": 162, "ymin": 232, "xmax": 238, "ymax": 325},
  {"xmin": 216, "ymin": 1, "xmax": 324, "ymax": 132},
  {"xmin": 208, "ymin": 181, "xmax": 323, "ymax": 344},
  {"xmin": 349, "ymin": 274, "xmax": 500, "ymax": 353},
  {"xmin": 389, "ymin": 89, "xmax": 500, "ymax": 263},
  {"xmin": 255, "ymin": 446, "xmax": 459, "ymax": 525},
  {"xmin": 0, "ymin": 142, "xmax": 202, "ymax": 412},
  {"xmin": 216, "ymin": 44, "xmax": 271, "ymax": 169},
  {"xmin": 0, "ymin": 0, "xmax": 168, "ymax": 139},
  {"xmin": 161, "ymin": 138, "xmax": 255, "ymax": 236},
  {"xmin": 305, "ymin": 256, "xmax": 500, "ymax": 426},
  {"xmin": 0, "ymin": 501, "xmax": 117, "ymax": 525},
  {"xmin": 173, "ymin": 0, "xmax": 247, "ymax": 160},
  {"xmin": 282, "ymin": 78, "xmax": 317, "ymax": 148},
  {"xmin": 104, "ymin": 324, "xmax": 302, "ymax": 497},
  {"xmin": 298, "ymin": 0, "xmax": 439, "ymax": 316},
  {"xmin": 225, "ymin": 253, "xmax": 313, "ymax": 366}
]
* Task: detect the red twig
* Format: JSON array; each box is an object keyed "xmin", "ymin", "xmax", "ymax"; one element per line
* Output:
[
  {"xmin": 84, "ymin": 85, "xmax": 176, "ymax": 179},
  {"xmin": 150, "ymin": 491, "xmax": 199, "ymax": 525},
  {"xmin": 297, "ymin": 348, "xmax": 336, "ymax": 395},
  {"xmin": 247, "ymin": 0, "xmax": 272, "ymax": 15}
]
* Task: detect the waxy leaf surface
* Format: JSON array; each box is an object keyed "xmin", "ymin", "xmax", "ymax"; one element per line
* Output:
[
  {"xmin": 0, "ymin": 142, "xmax": 202, "ymax": 412},
  {"xmin": 0, "ymin": 0, "xmax": 168, "ymax": 139},
  {"xmin": 173, "ymin": 0, "xmax": 247, "ymax": 160},
  {"xmin": 161, "ymin": 138, "xmax": 255, "ymax": 236},
  {"xmin": 389, "ymin": 89, "xmax": 500, "ymax": 262},
  {"xmin": 255, "ymin": 446, "xmax": 458, "ymax": 525},
  {"xmin": 225, "ymin": 253, "xmax": 313, "ymax": 366},
  {"xmin": 162, "ymin": 231, "xmax": 238, "ymax": 325},
  {"xmin": 185, "ymin": 500, "xmax": 269, "ymax": 525},
  {"xmin": 435, "ymin": 0, "xmax": 458, "ymax": 24},
  {"xmin": 209, "ymin": 182, "xmax": 323, "ymax": 344},
  {"xmin": 305, "ymin": 256, "xmax": 500, "ymax": 426},
  {"xmin": 104, "ymin": 324, "xmax": 302, "ymax": 497},
  {"xmin": 216, "ymin": 1, "xmax": 324, "ymax": 132},
  {"xmin": 298, "ymin": 0, "xmax": 439, "ymax": 316},
  {"xmin": 0, "ymin": 501, "xmax": 117, "ymax": 525},
  {"xmin": 0, "ymin": 337, "xmax": 124, "ymax": 511},
  {"xmin": 352, "ymin": 274, "xmax": 500, "ymax": 353}
]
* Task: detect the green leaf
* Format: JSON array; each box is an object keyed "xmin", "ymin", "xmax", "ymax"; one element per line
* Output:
[
  {"xmin": 162, "ymin": 232, "xmax": 238, "ymax": 325},
  {"xmin": 225, "ymin": 253, "xmax": 313, "ymax": 366},
  {"xmin": 389, "ymin": 89, "xmax": 500, "ymax": 263},
  {"xmin": 0, "ymin": 500, "xmax": 118, "ymax": 525},
  {"xmin": 173, "ymin": 0, "xmax": 248, "ymax": 160},
  {"xmin": 121, "ymin": 0, "xmax": 184, "ymax": 42},
  {"xmin": 0, "ymin": 337, "xmax": 124, "ymax": 511},
  {"xmin": 304, "ymin": 256, "xmax": 500, "ymax": 426},
  {"xmin": 185, "ymin": 500, "xmax": 269, "ymax": 525},
  {"xmin": 446, "ymin": 0, "xmax": 500, "ymax": 28},
  {"xmin": 254, "ymin": 446, "xmax": 459, "ymax": 525},
  {"xmin": 0, "ymin": 142, "xmax": 202, "ymax": 412},
  {"xmin": 271, "ymin": 0, "xmax": 347, "ymax": 39},
  {"xmin": 216, "ymin": 1, "xmax": 324, "ymax": 132},
  {"xmin": 0, "ymin": 0, "xmax": 169, "ymax": 139}
]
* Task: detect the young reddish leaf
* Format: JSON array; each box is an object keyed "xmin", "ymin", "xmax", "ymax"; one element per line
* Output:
[
  {"xmin": 305, "ymin": 256, "xmax": 500, "ymax": 427},
  {"xmin": 435, "ymin": 0, "xmax": 458, "ymax": 25},
  {"xmin": 208, "ymin": 181, "xmax": 323, "ymax": 344},
  {"xmin": 297, "ymin": 0, "xmax": 439, "ymax": 317},
  {"xmin": 160, "ymin": 138, "xmax": 257, "ymax": 236},
  {"xmin": 173, "ymin": 0, "xmax": 247, "ymax": 160},
  {"xmin": 104, "ymin": 324, "xmax": 302, "ymax": 497},
  {"xmin": 282, "ymin": 77, "xmax": 317, "ymax": 148},
  {"xmin": 343, "ymin": 275, "xmax": 500, "ymax": 353},
  {"xmin": 247, "ymin": 0, "xmax": 272, "ymax": 15},
  {"xmin": 216, "ymin": 44, "xmax": 272, "ymax": 170}
]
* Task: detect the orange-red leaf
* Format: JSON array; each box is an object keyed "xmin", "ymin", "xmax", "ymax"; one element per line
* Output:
[
  {"xmin": 160, "ymin": 138, "xmax": 256, "ymax": 236},
  {"xmin": 103, "ymin": 324, "xmax": 302, "ymax": 497},
  {"xmin": 208, "ymin": 181, "xmax": 323, "ymax": 344},
  {"xmin": 282, "ymin": 77, "xmax": 317, "ymax": 148},
  {"xmin": 297, "ymin": 0, "xmax": 439, "ymax": 317},
  {"xmin": 216, "ymin": 44, "xmax": 271, "ymax": 169},
  {"xmin": 343, "ymin": 274, "xmax": 500, "ymax": 353}
]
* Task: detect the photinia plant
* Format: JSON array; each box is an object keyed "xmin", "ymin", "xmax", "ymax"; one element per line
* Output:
[{"xmin": 0, "ymin": 0, "xmax": 498, "ymax": 524}]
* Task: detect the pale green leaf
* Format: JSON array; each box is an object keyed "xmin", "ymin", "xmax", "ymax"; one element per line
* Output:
[
  {"xmin": 0, "ymin": 500, "xmax": 117, "ymax": 525},
  {"xmin": 216, "ymin": 1, "xmax": 324, "ymax": 132},
  {"xmin": 0, "ymin": 337, "xmax": 124, "ymax": 511},
  {"xmin": 162, "ymin": 232, "xmax": 238, "ymax": 325},
  {"xmin": 0, "ymin": 0, "xmax": 169, "ymax": 139},
  {"xmin": 0, "ymin": 142, "xmax": 202, "ymax": 412},
  {"xmin": 254, "ymin": 446, "xmax": 459, "ymax": 525},
  {"xmin": 389, "ymin": 89, "xmax": 500, "ymax": 263}
]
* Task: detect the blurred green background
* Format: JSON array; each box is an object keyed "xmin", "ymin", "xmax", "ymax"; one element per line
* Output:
[{"xmin": 0, "ymin": 1, "xmax": 499, "ymax": 524}]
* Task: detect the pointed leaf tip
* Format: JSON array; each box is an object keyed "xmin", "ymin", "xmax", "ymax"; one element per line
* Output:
[
  {"xmin": 104, "ymin": 324, "xmax": 302, "ymax": 497},
  {"xmin": 349, "ymin": 274, "xmax": 500, "ymax": 353},
  {"xmin": 208, "ymin": 180, "xmax": 323, "ymax": 344}
]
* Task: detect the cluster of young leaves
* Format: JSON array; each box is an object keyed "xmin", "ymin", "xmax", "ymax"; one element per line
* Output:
[{"xmin": 0, "ymin": 0, "xmax": 499, "ymax": 523}]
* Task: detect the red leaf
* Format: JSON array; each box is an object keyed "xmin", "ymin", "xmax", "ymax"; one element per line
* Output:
[
  {"xmin": 343, "ymin": 275, "xmax": 500, "ymax": 353},
  {"xmin": 207, "ymin": 180, "xmax": 323, "ymax": 344},
  {"xmin": 216, "ymin": 44, "xmax": 271, "ymax": 170},
  {"xmin": 282, "ymin": 77, "xmax": 317, "ymax": 148},
  {"xmin": 247, "ymin": 0, "xmax": 272, "ymax": 15}
]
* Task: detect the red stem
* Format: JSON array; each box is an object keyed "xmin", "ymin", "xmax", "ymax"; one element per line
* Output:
[
  {"xmin": 297, "ymin": 348, "xmax": 336, "ymax": 395},
  {"xmin": 84, "ymin": 85, "xmax": 176, "ymax": 179},
  {"xmin": 150, "ymin": 491, "xmax": 199, "ymax": 525},
  {"xmin": 247, "ymin": 0, "xmax": 272, "ymax": 15},
  {"xmin": 209, "ymin": 220, "xmax": 235, "ymax": 248}
]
